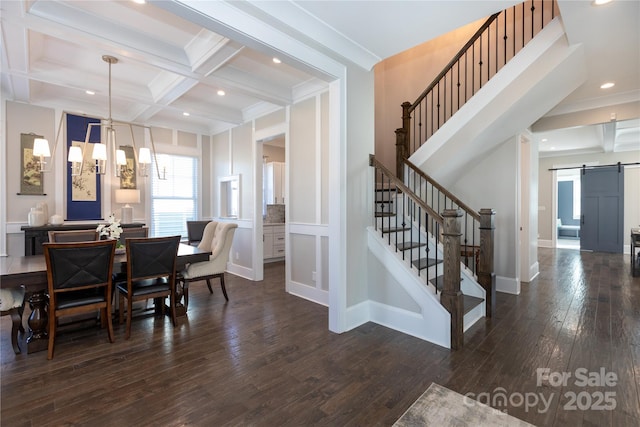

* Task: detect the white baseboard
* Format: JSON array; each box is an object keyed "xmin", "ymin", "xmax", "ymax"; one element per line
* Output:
[
  {"xmin": 288, "ymin": 280, "xmax": 328, "ymax": 306},
  {"xmin": 343, "ymin": 300, "xmax": 451, "ymax": 349},
  {"xmin": 496, "ymin": 275, "xmax": 520, "ymax": 295},
  {"xmin": 226, "ymin": 262, "xmax": 254, "ymax": 281},
  {"xmin": 538, "ymin": 239, "xmax": 553, "ymax": 248},
  {"xmin": 522, "ymin": 261, "xmax": 540, "ymax": 283}
]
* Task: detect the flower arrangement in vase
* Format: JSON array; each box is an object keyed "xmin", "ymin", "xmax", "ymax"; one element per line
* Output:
[{"xmin": 97, "ymin": 214, "xmax": 124, "ymax": 250}]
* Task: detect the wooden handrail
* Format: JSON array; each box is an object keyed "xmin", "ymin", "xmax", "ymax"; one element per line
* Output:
[
  {"xmin": 404, "ymin": 159, "xmax": 480, "ymax": 221},
  {"xmin": 370, "ymin": 155, "xmax": 443, "ymax": 224},
  {"xmin": 410, "ymin": 12, "xmax": 501, "ymax": 111}
]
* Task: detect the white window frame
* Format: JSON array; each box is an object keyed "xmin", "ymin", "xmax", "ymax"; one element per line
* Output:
[{"xmin": 150, "ymin": 154, "xmax": 198, "ymax": 239}]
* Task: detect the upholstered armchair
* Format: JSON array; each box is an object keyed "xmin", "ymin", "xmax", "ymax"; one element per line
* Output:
[
  {"xmin": 0, "ymin": 286, "xmax": 26, "ymax": 354},
  {"xmin": 179, "ymin": 222, "xmax": 237, "ymax": 310}
]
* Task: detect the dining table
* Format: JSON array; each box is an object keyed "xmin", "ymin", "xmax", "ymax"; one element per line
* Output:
[{"xmin": 0, "ymin": 242, "xmax": 211, "ymax": 354}]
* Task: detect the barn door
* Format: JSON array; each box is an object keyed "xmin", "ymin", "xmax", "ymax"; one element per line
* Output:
[{"xmin": 580, "ymin": 165, "xmax": 624, "ymax": 253}]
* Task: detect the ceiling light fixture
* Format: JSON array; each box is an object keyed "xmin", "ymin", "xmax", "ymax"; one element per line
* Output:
[
  {"xmin": 67, "ymin": 55, "xmax": 166, "ymax": 180},
  {"xmin": 183, "ymin": 112, "xmax": 190, "ymax": 116},
  {"xmin": 272, "ymin": 57, "xmax": 282, "ymax": 64},
  {"xmin": 86, "ymin": 90, "xmax": 95, "ymax": 95},
  {"xmin": 593, "ymin": 0, "xmax": 612, "ymax": 5},
  {"xmin": 217, "ymin": 89, "xmax": 226, "ymax": 96},
  {"xmin": 32, "ymin": 56, "xmax": 166, "ymax": 182},
  {"xmin": 600, "ymin": 82, "xmax": 615, "ymax": 89}
]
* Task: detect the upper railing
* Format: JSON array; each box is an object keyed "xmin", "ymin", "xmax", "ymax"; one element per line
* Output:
[{"xmin": 395, "ymin": 0, "xmax": 558, "ymax": 174}]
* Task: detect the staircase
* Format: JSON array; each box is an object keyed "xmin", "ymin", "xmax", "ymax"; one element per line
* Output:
[
  {"xmin": 368, "ymin": 0, "xmax": 566, "ymax": 349},
  {"xmin": 369, "ymin": 156, "xmax": 491, "ymax": 349}
]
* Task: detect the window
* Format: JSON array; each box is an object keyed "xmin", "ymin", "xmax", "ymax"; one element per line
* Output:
[{"xmin": 150, "ymin": 154, "xmax": 198, "ymax": 239}]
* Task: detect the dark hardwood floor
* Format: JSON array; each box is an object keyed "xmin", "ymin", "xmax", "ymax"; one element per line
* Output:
[{"xmin": 2, "ymin": 248, "xmax": 639, "ymax": 426}]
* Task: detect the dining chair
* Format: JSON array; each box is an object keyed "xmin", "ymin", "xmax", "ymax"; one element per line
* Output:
[
  {"xmin": 179, "ymin": 222, "xmax": 237, "ymax": 311},
  {"xmin": 116, "ymin": 235, "xmax": 181, "ymax": 339},
  {"xmin": 186, "ymin": 220, "xmax": 211, "ymax": 246},
  {"xmin": 113, "ymin": 227, "xmax": 150, "ymax": 287},
  {"xmin": 43, "ymin": 239, "xmax": 117, "ymax": 360},
  {"xmin": 48, "ymin": 229, "xmax": 100, "ymax": 243},
  {"xmin": 0, "ymin": 286, "xmax": 26, "ymax": 354},
  {"xmin": 117, "ymin": 226, "xmax": 149, "ymax": 247}
]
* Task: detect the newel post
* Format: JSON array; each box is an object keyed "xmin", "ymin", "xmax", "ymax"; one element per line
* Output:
[
  {"xmin": 395, "ymin": 101, "xmax": 412, "ymax": 178},
  {"xmin": 478, "ymin": 208, "xmax": 496, "ymax": 317},
  {"xmin": 441, "ymin": 209, "xmax": 463, "ymax": 350}
]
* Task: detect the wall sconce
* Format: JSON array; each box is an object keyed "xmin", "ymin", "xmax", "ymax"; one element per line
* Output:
[{"xmin": 32, "ymin": 138, "xmax": 51, "ymax": 173}]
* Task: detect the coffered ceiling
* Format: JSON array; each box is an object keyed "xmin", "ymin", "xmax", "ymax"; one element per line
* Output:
[{"xmin": 1, "ymin": 0, "xmax": 638, "ymax": 154}]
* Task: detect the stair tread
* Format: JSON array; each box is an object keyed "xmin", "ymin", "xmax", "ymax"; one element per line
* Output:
[
  {"xmin": 463, "ymin": 294, "xmax": 484, "ymax": 315},
  {"xmin": 375, "ymin": 212, "xmax": 396, "ymax": 217},
  {"xmin": 382, "ymin": 227, "xmax": 410, "ymax": 234},
  {"xmin": 396, "ymin": 241, "xmax": 426, "ymax": 251},
  {"xmin": 429, "ymin": 275, "xmax": 463, "ymax": 290},
  {"xmin": 412, "ymin": 257, "xmax": 442, "ymax": 270}
]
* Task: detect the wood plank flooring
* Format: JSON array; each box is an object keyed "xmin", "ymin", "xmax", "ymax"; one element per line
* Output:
[{"xmin": 1, "ymin": 248, "xmax": 639, "ymax": 426}]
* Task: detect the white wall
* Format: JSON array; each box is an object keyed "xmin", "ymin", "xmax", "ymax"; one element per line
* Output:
[
  {"xmin": 452, "ymin": 137, "xmax": 521, "ymax": 294},
  {"xmin": 209, "ymin": 91, "xmax": 332, "ymax": 294},
  {"xmin": 287, "ymin": 93, "xmax": 331, "ymax": 304}
]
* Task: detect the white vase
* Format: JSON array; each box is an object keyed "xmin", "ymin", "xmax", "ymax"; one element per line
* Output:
[{"xmin": 28, "ymin": 208, "xmax": 45, "ymax": 227}]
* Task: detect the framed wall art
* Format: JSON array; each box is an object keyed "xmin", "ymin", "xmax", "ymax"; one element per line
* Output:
[
  {"xmin": 18, "ymin": 133, "xmax": 45, "ymax": 195},
  {"xmin": 119, "ymin": 145, "xmax": 137, "ymax": 189}
]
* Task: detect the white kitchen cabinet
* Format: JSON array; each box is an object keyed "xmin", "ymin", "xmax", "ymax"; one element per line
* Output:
[
  {"xmin": 265, "ymin": 162, "xmax": 285, "ymax": 204},
  {"xmin": 263, "ymin": 224, "xmax": 285, "ymax": 261}
]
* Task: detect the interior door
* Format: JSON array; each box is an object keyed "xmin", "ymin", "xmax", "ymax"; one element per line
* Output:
[{"xmin": 580, "ymin": 166, "xmax": 624, "ymax": 253}]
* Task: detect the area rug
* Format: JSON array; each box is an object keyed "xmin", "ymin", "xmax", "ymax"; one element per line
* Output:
[{"xmin": 393, "ymin": 383, "xmax": 535, "ymax": 427}]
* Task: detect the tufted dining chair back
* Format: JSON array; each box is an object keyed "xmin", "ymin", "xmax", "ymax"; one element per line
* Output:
[{"xmin": 179, "ymin": 222, "xmax": 237, "ymax": 310}]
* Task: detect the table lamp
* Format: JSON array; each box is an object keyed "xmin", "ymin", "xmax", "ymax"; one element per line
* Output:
[{"xmin": 114, "ymin": 189, "xmax": 140, "ymax": 224}]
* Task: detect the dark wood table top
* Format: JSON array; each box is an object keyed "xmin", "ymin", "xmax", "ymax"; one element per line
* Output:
[{"xmin": 0, "ymin": 243, "xmax": 210, "ymax": 290}]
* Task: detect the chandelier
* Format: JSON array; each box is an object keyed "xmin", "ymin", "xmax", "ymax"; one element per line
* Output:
[{"xmin": 34, "ymin": 55, "xmax": 166, "ymax": 180}]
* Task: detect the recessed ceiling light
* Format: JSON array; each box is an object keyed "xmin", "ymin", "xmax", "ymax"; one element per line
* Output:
[
  {"xmin": 132, "ymin": 0, "xmax": 146, "ymax": 4},
  {"xmin": 183, "ymin": 112, "xmax": 190, "ymax": 116},
  {"xmin": 85, "ymin": 90, "xmax": 95, "ymax": 95},
  {"xmin": 272, "ymin": 57, "xmax": 282, "ymax": 64},
  {"xmin": 550, "ymin": 147, "xmax": 556, "ymax": 150},
  {"xmin": 600, "ymin": 82, "xmax": 615, "ymax": 89},
  {"xmin": 217, "ymin": 89, "xmax": 226, "ymax": 96},
  {"xmin": 593, "ymin": 0, "xmax": 612, "ymax": 5},
  {"xmin": 541, "ymin": 138, "xmax": 548, "ymax": 142}
]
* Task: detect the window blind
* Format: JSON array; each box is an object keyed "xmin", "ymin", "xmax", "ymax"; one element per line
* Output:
[{"xmin": 150, "ymin": 154, "xmax": 198, "ymax": 239}]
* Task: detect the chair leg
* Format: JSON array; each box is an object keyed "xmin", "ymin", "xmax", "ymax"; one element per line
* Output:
[
  {"xmin": 183, "ymin": 280, "xmax": 190, "ymax": 312},
  {"xmin": 9, "ymin": 308, "xmax": 22, "ymax": 354},
  {"xmin": 169, "ymin": 289, "xmax": 177, "ymax": 327},
  {"xmin": 205, "ymin": 279, "xmax": 213, "ymax": 294},
  {"xmin": 119, "ymin": 293, "xmax": 125, "ymax": 325},
  {"xmin": 219, "ymin": 273, "xmax": 229, "ymax": 301},
  {"xmin": 104, "ymin": 305, "xmax": 114, "ymax": 343},
  {"xmin": 126, "ymin": 298, "xmax": 133, "ymax": 340},
  {"xmin": 47, "ymin": 312, "xmax": 56, "ymax": 360}
]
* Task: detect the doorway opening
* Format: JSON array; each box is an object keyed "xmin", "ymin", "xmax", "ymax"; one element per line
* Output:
[{"xmin": 556, "ymin": 169, "xmax": 581, "ymax": 250}]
